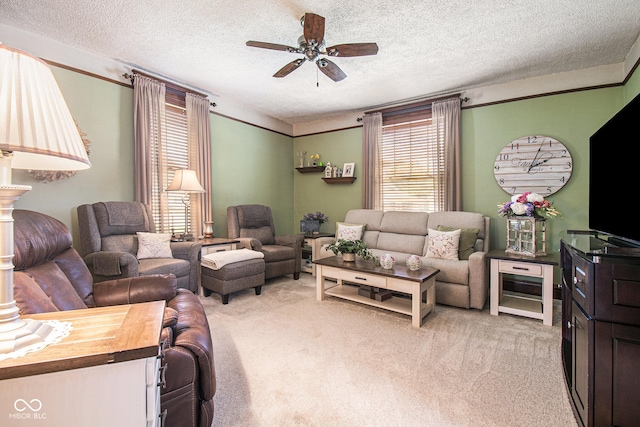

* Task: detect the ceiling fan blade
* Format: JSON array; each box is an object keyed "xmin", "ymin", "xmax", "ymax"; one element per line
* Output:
[
  {"xmin": 303, "ymin": 13, "xmax": 325, "ymax": 46},
  {"xmin": 317, "ymin": 59, "xmax": 346, "ymax": 82},
  {"xmin": 247, "ymin": 41, "xmax": 298, "ymax": 53},
  {"xmin": 325, "ymin": 43, "xmax": 379, "ymax": 57},
  {"xmin": 273, "ymin": 59, "xmax": 305, "ymax": 78}
]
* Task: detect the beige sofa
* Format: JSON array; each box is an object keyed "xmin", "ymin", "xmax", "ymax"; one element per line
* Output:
[{"xmin": 315, "ymin": 209, "xmax": 490, "ymax": 310}]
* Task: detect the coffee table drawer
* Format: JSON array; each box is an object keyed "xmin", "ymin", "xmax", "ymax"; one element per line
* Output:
[{"xmin": 340, "ymin": 270, "xmax": 387, "ymax": 288}]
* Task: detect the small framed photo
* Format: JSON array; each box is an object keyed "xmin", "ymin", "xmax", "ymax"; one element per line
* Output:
[{"xmin": 343, "ymin": 162, "xmax": 355, "ymax": 177}]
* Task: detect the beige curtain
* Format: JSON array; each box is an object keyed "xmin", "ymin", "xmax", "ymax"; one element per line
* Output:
[
  {"xmin": 186, "ymin": 93, "xmax": 212, "ymax": 239},
  {"xmin": 362, "ymin": 112, "xmax": 382, "ymax": 209},
  {"xmin": 432, "ymin": 98, "xmax": 461, "ymax": 211},
  {"xmin": 133, "ymin": 75, "xmax": 166, "ymax": 205}
]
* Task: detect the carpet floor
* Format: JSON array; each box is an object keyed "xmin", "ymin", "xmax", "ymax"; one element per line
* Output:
[{"xmin": 199, "ymin": 274, "xmax": 577, "ymax": 427}]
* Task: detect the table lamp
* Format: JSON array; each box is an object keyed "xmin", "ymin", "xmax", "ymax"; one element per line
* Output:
[
  {"xmin": 0, "ymin": 44, "xmax": 91, "ymax": 359},
  {"xmin": 166, "ymin": 169, "xmax": 205, "ymax": 241}
]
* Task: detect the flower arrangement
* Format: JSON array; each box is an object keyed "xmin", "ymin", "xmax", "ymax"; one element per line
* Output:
[
  {"xmin": 310, "ymin": 153, "xmax": 320, "ymax": 162},
  {"xmin": 498, "ymin": 192, "xmax": 560, "ymax": 219},
  {"xmin": 302, "ymin": 211, "xmax": 329, "ymax": 224}
]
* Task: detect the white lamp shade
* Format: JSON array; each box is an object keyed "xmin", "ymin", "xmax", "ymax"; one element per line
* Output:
[
  {"xmin": 167, "ymin": 169, "xmax": 205, "ymax": 192},
  {"xmin": 0, "ymin": 44, "xmax": 91, "ymax": 170}
]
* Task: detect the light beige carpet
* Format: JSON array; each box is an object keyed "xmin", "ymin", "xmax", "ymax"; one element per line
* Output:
[{"xmin": 199, "ymin": 274, "xmax": 577, "ymax": 427}]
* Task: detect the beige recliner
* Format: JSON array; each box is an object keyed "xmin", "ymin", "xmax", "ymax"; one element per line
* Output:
[{"xmin": 227, "ymin": 204, "xmax": 304, "ymax": 280}]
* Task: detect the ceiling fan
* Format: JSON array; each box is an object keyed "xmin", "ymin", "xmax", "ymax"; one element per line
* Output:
[{"xmin": 246, "ymin": 13, "xmax": 379, "ymax": 82}]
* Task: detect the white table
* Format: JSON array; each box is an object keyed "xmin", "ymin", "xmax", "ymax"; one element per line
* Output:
[
  {"xmin": 488, "ymin": 249, "xmax": 558, "ymax": 326},
  {"xmin": 315, "ymin": 256, "xmax": 439, "ymax": 328}
]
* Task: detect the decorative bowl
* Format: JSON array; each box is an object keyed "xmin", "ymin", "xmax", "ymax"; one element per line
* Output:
[
  {"xmin": 380, "ymin": 254, "xmax": 395, "ymax": 269},
  {"xmin": 406, "ymin": 255, "xmax": 422, "ymax": 271}
]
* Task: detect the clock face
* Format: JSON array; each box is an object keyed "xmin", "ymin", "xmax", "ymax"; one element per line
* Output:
[{"xmin": 494, "ymin": 135, "xmax": 572, "ymax": 196}]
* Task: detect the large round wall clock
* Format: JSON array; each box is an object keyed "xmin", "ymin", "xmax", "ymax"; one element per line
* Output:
[{"xmin": 493, "ymin": 135, "xmax": 572, "ymax": 196}]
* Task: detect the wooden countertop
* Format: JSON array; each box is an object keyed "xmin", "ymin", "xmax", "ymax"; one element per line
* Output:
[{"xmin": 0, "ymin": 301, "xmax": 165, "ymax": 380}]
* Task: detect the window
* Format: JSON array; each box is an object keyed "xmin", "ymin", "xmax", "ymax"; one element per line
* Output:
[
  {"xmin": 379, "ymin": 106, "xmax": 445, "ymax": 212},
  {"xmin": 150, "ymin": 91, "xmax": 190, "ymax": 235}
]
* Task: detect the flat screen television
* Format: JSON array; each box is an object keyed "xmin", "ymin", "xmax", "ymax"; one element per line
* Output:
[{"xmin": 589, "ymin": 92, "xmax": 640, "ymax": 247}]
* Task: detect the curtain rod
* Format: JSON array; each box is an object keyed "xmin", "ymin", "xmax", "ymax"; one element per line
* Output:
[
  {"xmin": 122, "ymin": 71, "xmax": 217, "ymax": 107},
  {"xmin": 357, "ymin": 93, "xmax": 468, "ymax": 122}
]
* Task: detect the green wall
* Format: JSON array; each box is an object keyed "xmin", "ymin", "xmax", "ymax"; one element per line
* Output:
[
  {"xmin": 210, "ymin": 115, "xmax": 294, "ymax": 238},
  {"xmin": 292, "ymin": 87, "xmax": 628, "ymax": 253},
  {"xmin": 13, "ymin": 65, "xmax": 295, "ymax": 247},
  {"xmin": 12, "ymin": 61, "xmax": 639, "ymax": 254},
  {"xmin": 13, "ymin": 66, "xmax": 135, "ymax": 244},
  {"xmin": 293, "ymin": 128, "xmax": 363, "ymax": 234}
]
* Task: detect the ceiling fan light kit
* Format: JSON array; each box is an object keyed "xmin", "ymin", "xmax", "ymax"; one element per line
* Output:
[{"xmin": 247, "ymin": 13, "xmax": 378, "ymax": 82}]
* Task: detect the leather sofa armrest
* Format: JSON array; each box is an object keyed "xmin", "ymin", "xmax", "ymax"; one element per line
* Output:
[
  {"xmin": 168, "ymin": 289, "xmax": 216, "ymax": 401},
  {"xmin": 93, "ymin": 274, "xmax": 178, "ymax": 307},
  {"xmin": 468, "ymin": 251, "xmax": 488, "ymax": 310},
  {"xmin": 235, "ymin": 237, "xmax": 262, "ymax": 251},
  {"xmin": 170, "ymin": 241, "xmax": 202, "ymax": 261}
]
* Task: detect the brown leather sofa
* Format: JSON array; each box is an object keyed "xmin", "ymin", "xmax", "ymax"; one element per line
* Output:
[{"xmin": 12, "ymin": 209, "xmax": 215, "ymax": 427}]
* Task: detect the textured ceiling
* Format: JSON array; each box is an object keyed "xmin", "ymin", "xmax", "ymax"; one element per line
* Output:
[{"xmin": 1, "ymin": 0, "xmax": 639, "ymax": 125}]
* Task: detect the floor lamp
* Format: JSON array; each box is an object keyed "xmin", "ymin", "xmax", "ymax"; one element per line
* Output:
[
  {"xmin": 166, "ymin": 169, "xmax": 205, "ymax": 241},
  {"xmin": 0, "ymin": 44, "xmax": 91, "ymax": 359}
]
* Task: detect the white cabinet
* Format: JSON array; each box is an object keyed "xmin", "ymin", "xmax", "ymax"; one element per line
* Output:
[{"xmin": 0, "ymin": 302, "xmax": 165, "ymax": 427}]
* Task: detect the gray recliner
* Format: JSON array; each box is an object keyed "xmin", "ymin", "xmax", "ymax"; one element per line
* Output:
[
  {"xmin": 77, "ymin": 201, "xmax": 201, "ymax": 293},
  {"xmin": 227, "ymin": 204, "xmax": 304, "ymax": 280}
]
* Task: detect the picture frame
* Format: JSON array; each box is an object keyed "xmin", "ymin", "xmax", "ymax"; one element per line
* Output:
[{"xmin": 343, "ymin": 162, "xmax": 355, "ymax": 177}]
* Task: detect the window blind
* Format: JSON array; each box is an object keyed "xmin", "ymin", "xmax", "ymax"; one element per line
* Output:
[
  {"xmin": 380, "ymin": 118, "xmax": 445, "ymax": 212},
  {"xmin": 150, "ymin": 102, "xmax": 189, "ymax": 234}
]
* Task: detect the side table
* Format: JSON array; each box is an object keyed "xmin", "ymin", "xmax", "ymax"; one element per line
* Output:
[
  {"xmin": 300, "ymin": 233, "xmax": 334, "ymax": 276},
  {"xmin": 487, "ymin": 249, "xmax": 559, "ymax": 326}
]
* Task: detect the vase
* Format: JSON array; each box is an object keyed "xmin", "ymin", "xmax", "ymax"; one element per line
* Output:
[
  {"xmin": 505, "ymin": 216, "xmax": 546, "ymax": 256},
  {"xmin": 380, "ymin": 254, "xmax": 395, "ymax": 269},
  {"xmin": 203, "ymin": 221, "xmax": 214, "ymax": 238},
  {"xmin": 300, "ymin": 219, "xmax": 320, "ymax": 235},
  {"xmin": 406, "ymin": 255, "xmax": 422, "ymax": 270},
  {"xmin": 342, "ymin": 253, "xmax": 356, "ymax": 262}
]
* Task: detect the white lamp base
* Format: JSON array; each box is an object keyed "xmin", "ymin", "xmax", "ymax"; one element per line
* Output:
[{"xmin": 0, "ymin": 178, "xmax": 71, "ymax": 360}]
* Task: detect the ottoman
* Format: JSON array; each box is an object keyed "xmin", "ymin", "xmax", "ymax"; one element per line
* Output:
[{"xmin": 201, "ymin": 258, "xmax": 265, "ymax": 304}]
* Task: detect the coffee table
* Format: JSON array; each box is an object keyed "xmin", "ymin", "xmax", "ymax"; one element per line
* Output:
[{"xmin": 314, "ymin": 256, "xmax": 439, "ymax": 327}]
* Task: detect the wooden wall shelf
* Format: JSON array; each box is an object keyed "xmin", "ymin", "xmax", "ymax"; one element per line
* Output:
[
  {"xmin": 296, "ymin": 166, "xmax": 325, "ymax": 173},
  {"xmin": 322, "ymin": 177, "xmax": 357, "ymax": 184}
]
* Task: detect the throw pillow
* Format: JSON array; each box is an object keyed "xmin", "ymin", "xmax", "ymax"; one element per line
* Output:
[
  {"xmin": 335, "ymin": 222, "xmax": 366, "ymax": 241},
  {"xmin": 136, "ymin": 232, "xmax": 173, "ymax": 259},
  {"xmin": 437, "ymin": 226, "xmax": 480, "ymax": 260},
  {"xmin": 426, "ymin": 228, "xmax": 461, "ymax": 260}
]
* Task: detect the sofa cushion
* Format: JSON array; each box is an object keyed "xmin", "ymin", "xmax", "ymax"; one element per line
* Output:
[
  {"xmin": 240, "ymin": 226, "xmax": 275, "ymax": 245},
  {"xmin": 376, "ymin": 233, "xmax": 426, "ymax": 256},
  {"xmin": 426, "ymin": 228, "xmax": 461, "ymax": 260},
  {"xmin": 336, "ymin": 222, "xmax": 365, "ymax": 241},
  {"xmin": 137, "ymin": 232, "xmax": 173, "ymax": 259},
  {"xmin": 421, "ymin": 258, "xmax": 470, "ymax": 285},
  {"xmin": 261, "ymin": 245, "xmax": 296, "ymax": 263},
  {"xmin": 437, "ymin": 225, "xmax": 480, "ymax": 260},
  {"xmin": 379, "ymin": 211, "xmax": 429, "ymax": 235}
]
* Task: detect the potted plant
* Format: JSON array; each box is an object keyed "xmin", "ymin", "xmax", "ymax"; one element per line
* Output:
[
  {"xmin": 326, "ymin": 238, "xmax": 374, "ymax": 262},
  {"xmin": 300, "ymin": 211, "xmax": 329, "ymax": 235}
]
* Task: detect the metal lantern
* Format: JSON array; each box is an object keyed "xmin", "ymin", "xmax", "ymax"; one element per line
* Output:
[{"xmin": 505, "ymin": 216, "xmax": 546, "ymax": 257}]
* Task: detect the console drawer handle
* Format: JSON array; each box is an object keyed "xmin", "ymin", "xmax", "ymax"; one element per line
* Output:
[
  {"xmin": 355, "ymin": 276, "xmax": 367, "ymax": 281},
  {"xmin": 512, "ymin": 266, "xmax": 529, "ymax": 271}
]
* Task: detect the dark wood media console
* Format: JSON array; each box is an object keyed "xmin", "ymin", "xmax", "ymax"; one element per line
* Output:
[{"xmin": 560, "ymin": 231, "xmax": 640, "ymax": 427}]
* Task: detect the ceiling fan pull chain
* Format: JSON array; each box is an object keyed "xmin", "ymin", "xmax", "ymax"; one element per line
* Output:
[{"xmin": 317, "ymin": 66, "xmax": 319, "ymax": 87}]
